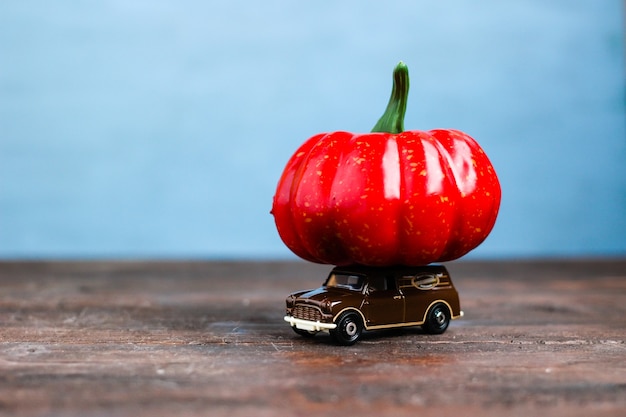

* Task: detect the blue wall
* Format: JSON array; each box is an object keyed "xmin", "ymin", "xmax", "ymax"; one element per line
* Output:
[{"xmin": 1, "ymin": 1, "xmax": 624, "ymax": 259}]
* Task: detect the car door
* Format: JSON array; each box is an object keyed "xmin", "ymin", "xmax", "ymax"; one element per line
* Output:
[
  {"xmin": 401, "ymin": 271, "xmax": 441, "ymax": 323},
  {"xmin": 363, "ymin": 274, "xmax": 404, "ymax": 326}
]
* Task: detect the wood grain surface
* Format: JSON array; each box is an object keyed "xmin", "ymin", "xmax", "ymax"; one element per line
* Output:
[{"xmin": 0, "ymin": 259, "xmax": 625, "ymax": 417}]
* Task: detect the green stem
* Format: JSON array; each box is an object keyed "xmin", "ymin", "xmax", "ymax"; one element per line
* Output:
[{"xmin": 371, "ymin": 62, "xmax": 409, "ymax": 134}]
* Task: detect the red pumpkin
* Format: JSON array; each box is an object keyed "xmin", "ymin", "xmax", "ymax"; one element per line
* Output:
[{"xmin": 271, "ymin": 63, "xmax": 501, "ymax": 266}]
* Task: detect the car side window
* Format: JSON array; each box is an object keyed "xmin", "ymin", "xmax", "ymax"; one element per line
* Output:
[
  {"xmin": 367, "ymin": 275, "xmax": 387, "ymax": 292},
  {"xmin": 398, "ymin": 272, "xmax": 441, "ymax": 291},
  {"xmin": 412, "ymin": 273, "xmax": 440, "ymax": 290},
  {"xmin": 385, "ymin": 275, "xmax": 396, "ymax": 291}
]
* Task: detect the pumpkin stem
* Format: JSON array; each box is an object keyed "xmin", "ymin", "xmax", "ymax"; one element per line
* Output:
[{"xmin": 371, "ymin": 62, "xmax": 409, "ymax": 134}]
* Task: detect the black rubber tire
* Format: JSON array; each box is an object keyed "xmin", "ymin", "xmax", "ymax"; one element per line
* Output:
[
  {"xmin": 422, "ymin": 303, "xmax": 451, "ymax": 334},
  {"xmin": 330, "ymin": 312, "xmax": 363, "ymax": 345}
]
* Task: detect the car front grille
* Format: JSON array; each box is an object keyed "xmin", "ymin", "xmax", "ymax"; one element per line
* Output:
[{"xmin": 292, "ymin": 304, "xmax": 322, "ymax": 322}]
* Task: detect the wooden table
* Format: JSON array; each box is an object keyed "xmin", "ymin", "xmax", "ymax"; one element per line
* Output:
[{"xmin": 1, "ymin": 259, "xmax": 625, "ymax": 417}]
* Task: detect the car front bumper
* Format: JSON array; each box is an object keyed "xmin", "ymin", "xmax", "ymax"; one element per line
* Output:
[{"xmin": 284, "ymin": 315, "xmax": 337, "ymax": 332}]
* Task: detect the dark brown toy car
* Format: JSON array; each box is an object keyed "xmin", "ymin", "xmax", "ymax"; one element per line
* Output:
[{"xmin": 284, "ymin": 264, "xmax": 463, "ymax": 345}]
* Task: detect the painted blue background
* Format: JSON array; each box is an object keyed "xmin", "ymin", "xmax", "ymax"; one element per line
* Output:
[{"xmin": 1, "ymin": 1, "xmax": 624, "ymax": 259}]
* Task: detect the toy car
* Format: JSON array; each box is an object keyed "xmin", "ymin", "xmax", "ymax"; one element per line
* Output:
[{"xmin": 284, "ymin": 264, "xmax": 463, "ymax": 345}]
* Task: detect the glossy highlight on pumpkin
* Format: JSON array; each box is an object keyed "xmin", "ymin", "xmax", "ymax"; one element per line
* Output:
[{"xmin": 271, "ymin": 63, "xmax": 501, "ymax": 267}]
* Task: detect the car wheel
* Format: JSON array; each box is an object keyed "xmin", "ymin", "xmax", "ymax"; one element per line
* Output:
[
  {"xmin": 292, "ymin": 327, "xmax": 317, "ymax": 338},
  {"xmin": 422, "ymin": 303, "xmax": 451, "ymax": 334},
  {"xmin": 330, "ymin": 312, "xmax": 363, "ymax": 345}
]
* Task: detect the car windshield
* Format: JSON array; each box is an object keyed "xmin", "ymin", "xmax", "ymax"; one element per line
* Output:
[{"xmin": 325, "ymin": 273, "xmax": 364, "ymax": 291}]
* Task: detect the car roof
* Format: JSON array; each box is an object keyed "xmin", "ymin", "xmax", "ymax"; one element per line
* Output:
[{"xmin": 331, "ymin": 264, "xmax": 448, "ymax": 276}]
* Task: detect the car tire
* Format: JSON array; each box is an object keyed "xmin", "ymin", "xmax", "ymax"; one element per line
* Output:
[
  {"xmin": 422, "ymin": 303, "xmax": 451, "ymax": 334},
  {"xmin": 292, "ymin": 327, "xmax": 317, "ymax": 338},
  {"xmin": 330, "ymin": 312, "xmax": 363, "ymax": 345}
]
